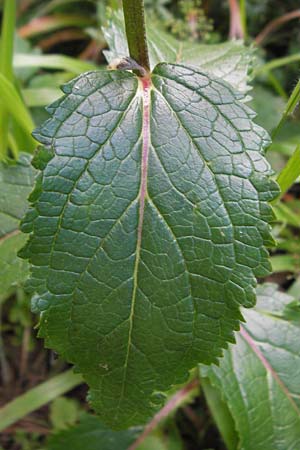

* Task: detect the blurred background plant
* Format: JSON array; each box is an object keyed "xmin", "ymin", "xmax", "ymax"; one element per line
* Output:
[{"xmin": 0, "ymin": 1, "xmax": 300, "ymax": 449}]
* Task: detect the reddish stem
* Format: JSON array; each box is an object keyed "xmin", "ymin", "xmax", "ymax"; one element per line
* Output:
[
  {"xmin": 228, "ymin": 0, "xmax": 244, "ymax": 40},
  {"xmin": 255, "ymin": 9, "xmax": 300, "ymax": 46}
]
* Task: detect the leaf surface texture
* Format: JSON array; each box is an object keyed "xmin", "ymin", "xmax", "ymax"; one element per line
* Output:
[
  {"xmin": 201, "ymin": 284, "xmax": 300, "ymax": 450},
  {"xmin": 21, "ymin": 64, "xmax": 278, "ymax": 428}
]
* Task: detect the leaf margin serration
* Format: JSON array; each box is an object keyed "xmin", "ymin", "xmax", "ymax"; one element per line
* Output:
[{"xmin": 19, "ymin": 63, "xmax": 280, "ymax": 429}]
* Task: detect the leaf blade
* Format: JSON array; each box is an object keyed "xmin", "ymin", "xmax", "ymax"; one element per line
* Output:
[
  {"xmin": 47, "ymin": 414, "xmax": 138, "ymax": 450},
  {"xmin": 21, "ymin": 65, "xmax": 278, "ymax": 428},
  {"xmin": 201, "ymin": 284, "xmax": 300, "ymax": 450}
]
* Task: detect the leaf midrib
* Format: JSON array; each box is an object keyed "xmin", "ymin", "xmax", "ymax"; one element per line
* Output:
[
  {"xmin": 240, "ymin": 326, "xmax": 300, "ymax": 416},
  {"xmin": 115, "ymin": 78, "xmax": 152, "ymax": 417}
]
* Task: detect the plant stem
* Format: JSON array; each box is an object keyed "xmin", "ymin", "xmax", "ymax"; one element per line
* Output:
[
  {"xmin": 228, "ymin": 0, "xmax": 243, "ymax": 40},
  {"xmin": 239, "ymin": 0, "xmax": 247, "ymax": 39},
  {"xmin": 255, "ymin": 9, "xmax": 300, "ymax": 46},
  {"xmin": 0, "ymin": 0, "xmax": 17, "ymax": 159},
  {"xmin": 122, "ymin": 0, "xmax": 150, "ymax": 74}
]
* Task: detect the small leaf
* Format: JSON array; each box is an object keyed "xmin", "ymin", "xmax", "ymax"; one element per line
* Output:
[
  {"xmin": 47, "ymin": 414, "xmax": 138, "ymax": 450},
  {"xmin": 21, "ymin": 64, "xmax": 278, "ymax": 428},
  {"xmin": 103, "ymin": 10, "xmax": 252, "ymax": 93},
  {"xmin": 50, "ymin": 397, "xmax": 79, "ymax": 431},
  {"xmin": 0, "ymin": 154, "xmax": 35, "ymax": 297},
  {"xmin": 201, "ymin": 284, "xmax": 300, "ymax": 450}
]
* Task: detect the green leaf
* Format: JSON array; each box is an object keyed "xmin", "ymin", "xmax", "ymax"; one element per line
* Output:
[
  {"xmin": 103, "ymin": 10, "xmax": 252, "ymax": 93},
  {"xmin": 21, "ymin": 64, "xmax": 278, "ymax": 428},
  {"xmin": 50, "ymin": 397, "xmax": 79, "ymax": 431},
  {"xmin": 201, "ymin": 377, "xmax": 238, "ymax": 450},
  {"xmin": 249, "ymin": 86, "xmax": 285, "ymax": 133},
  {"xmin": 47, "ymin": 414, "xmax": 138, "ymax": 450},
  {"xmin": 272, "ymin": 79, "xmax": 300, "ymax": 139},
  {"xmin": 13, "ymin": 53, "xmax": 97, "ymax": 75},
  {"xmin": 137, "ymin": 426, "xmax": 183, "ymax": 450},
  {"xmin": 201, "ymin": 284, "xmax": 300, "ymax": 450},
  {"xmin": 22, "ymin": 87, "xmax": 62, "ymax": 107},
  {"xmin": 0, "ymin": 74, "xmax": 36, "ymax": 147},
  {"xmin": 47, "ymin": 413, "xmax": 182, "ymax": 450},
  {"xmin": 276, "ymin": 144, "xmax": 300, "ymax": 197},
  {"xmin": 0, "ymin": 154, "xmax": 35, "ymax": 297}
]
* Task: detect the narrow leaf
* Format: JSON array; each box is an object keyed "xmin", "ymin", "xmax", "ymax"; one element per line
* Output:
[
  {"xmin": 21, "ymin": 64, "xmax": 278, "ymax": 428},
  {"xmin": 0, "ymin": 369, "xmax": 82, "ymax": 432},
  {"xmin": 0, "ymin": 73, "xmax": 36, "ymax": 149},
  {"xmin": 272, "ymin": 79, "xmax": 300, "ymax": 139},
  {"xmin": 201, "ymin": 284, "xmax": 300, "ymax": 450},
  {"xmin": 276, "ymin": 144, "xmax": 300, "ymax": 197},
  {"xmin": 14, "ymin": 53, "xmax": 97, "ymax": 75}
]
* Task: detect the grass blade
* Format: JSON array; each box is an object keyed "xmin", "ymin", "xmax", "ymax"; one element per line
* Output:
[
  {"xmin": 254, "ymin": 54, "xmax": 300, "ymax": 77},
  {"xmin": 0, "ymin": 369, "xmax": 82, "ymax": 431},
  {"xmin": 277, "ymin": 145, "xmax": 300, "ymax": 196},
  {"xmin": 0, "ymin": 73, "xmax": 35, "ymax": 147},
  {"xmin": 272, "ymin": 79, "xmax": 300, "ymax": 139},
  {"xmin": 0, "ymin": 0, "xmax": 16, "ymax": 159},
  {"xmin": 14, "ymin": 53, "xmax": 97, "ymax": 75}
]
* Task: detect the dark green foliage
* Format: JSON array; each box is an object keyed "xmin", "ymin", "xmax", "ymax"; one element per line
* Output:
[{"xmin": 21, "ymin": 61, "xmax": 278, "ymax": 428}]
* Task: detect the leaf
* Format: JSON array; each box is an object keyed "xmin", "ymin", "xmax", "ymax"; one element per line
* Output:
[
  {"xmin": 14, "ymin": 53, "xmax": 97, "ymax": 76},
  {"xmin": 249, "ymin": 85, "xmax": 285, "ymax": 133},
  {"xmin": 0, "ymin": 74, "xmax": 36, "ymax": 144},
  {"xmin": 201, "ymin": 377, "xmax": 238, "ymax": 450},
  {"xmin": 272, "ymin": 79, "xmax": 300, "ymax": 139},
  {"xmin": 49, "ymin": 397, "xmax": 79, "ymax": 430},
  {"xmin": 0, "ymin": 154, "xmax": 35, "ymax": 297},
  {"xmin": 47, "ymin": 413, "xmax": 182, "ymax": 450},
  {"xmin": 20, "ymin": 63, "xmax": 278, "ymax": 428},
  {"xmin": 201, "ymin": 284, "xmax": 300, "ymax": 450},
  {"xmin": 276, "ymin": 144, "xmax": 300, "ymax": 197},
  {"xmin": 103, "ymin": 10, "xmax": 252, "ymax": 93},
  {"xmin": 47, "ymin": 414, "xmax": 138, "ymax": 450}
]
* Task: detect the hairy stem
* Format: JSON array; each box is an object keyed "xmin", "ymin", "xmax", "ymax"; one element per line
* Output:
[{"xmin": 122, "ymin": 0, "xmax": 150, "ymax": 74}]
